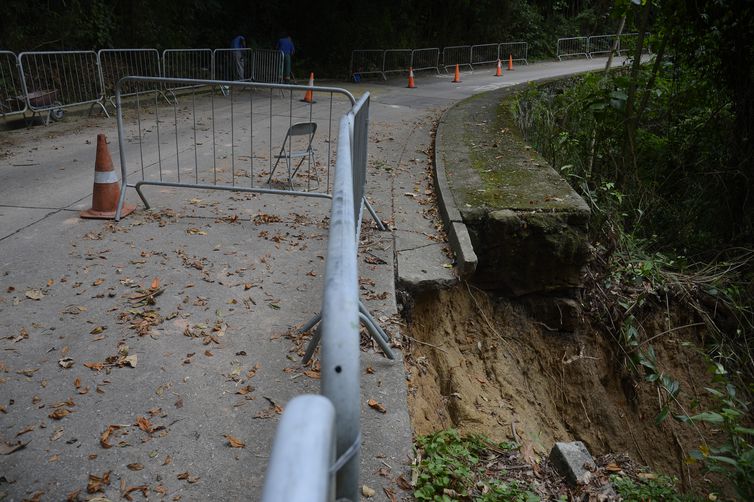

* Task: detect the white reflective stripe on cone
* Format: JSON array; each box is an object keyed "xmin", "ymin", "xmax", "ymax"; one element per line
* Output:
[{"xmin": 94, "ymin": 170, "xmax": 119, "ymax": 184}]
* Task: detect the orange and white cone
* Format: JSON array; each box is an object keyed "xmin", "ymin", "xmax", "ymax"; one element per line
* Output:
[
  {"xmin": 80, "ymin": 134, "xmax": 135, "ymax": 219},
  {"xmin": 452, "ymin": 64, "xmax": 461, "ymax": 83},
  {"xmin": 301, "ymin": 72, "xmax": 316, "ymax": 103},
  {"xmin": 407, "ymin": 67, "xmax": 416, "ymax": 88},
  {"xmin": 507, "ymin": 54, "xmax": 514, "ymax": 71},
  {"xmin": 495, "ymin": 59, "xmax": 503, "ymax": 77}
]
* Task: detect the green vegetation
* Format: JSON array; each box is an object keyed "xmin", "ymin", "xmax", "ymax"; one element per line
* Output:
[
  {"xmin": 512, "ymin": 1, "xmax": 753, "ymax": 497},
  {"xmin": 413, "ymin": 429, "xmax": 539, "ymax": 501},
  {"xmin": 611, "ymin": 473, "xmax": 696, "ymax": 502}
]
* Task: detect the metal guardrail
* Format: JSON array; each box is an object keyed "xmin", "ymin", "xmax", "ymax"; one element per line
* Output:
[
  {"xmin": 470, "ymin": 43, "xmax": 499, "ymax": 66},
  {"xmin": 383, "ymin": 49, "xmax": 412, "ymax": 76},
  {"xmin": 262, "ymin": 93, "xmax": 374, "ymax": 502},
  {"xmin": 113, "ymin": 76, "xmax": 357, "ymax": 220},
  {"xmin": 349, "ymin": 50, "xmax": 386, "ymax": 80},
  {"xmin": 410, "ymin": 48, "xmax": 441, "ymax": 73},
  {"xmin": 213, "ymin": 47, "xmax": 253, "ymax": 82},
  {"xmin": 251, "ymin": 49, "xmax": 284, "ymax": 84},
  {"xmin": 557, "ymin": 36, "xmax": 591, "ymax": 60},
  {"xmin": 18, "ymin": 50, "xmax": 108, "ymax": 121},
  {"xmin": 499, "ymin": 41, "xmax": 529, "ymax": 64},
  {"xmin": 161, "ymin": 49, "xmax": 213, "ymax": 92},
  {"xmin": 97, "ymin": 49, "xmax": 163, "ymax": 108},
  {"xmin": 587, "ymin": 34, "xmax": 618, "ymax": 57},
  {"xmin": 0, "ymin": 51, "xmax": 26, "ymax": 117},
  {"xmin": 442, "ymin": 45, "xmax": 473, "ymax": 71}
]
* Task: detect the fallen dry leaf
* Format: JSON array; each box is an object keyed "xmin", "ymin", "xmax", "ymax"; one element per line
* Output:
[
  {"xmin": 48, "ymin": 408, "xmax": 70, "ymax": 420},
  {"xmin": 177, "ymin": 471, "xmax": 200, "ymax": 483},
  {"xmin": 396, "ymin": 474, "xmax": 412, "ymax": 491},
  {"xmin": 127, "ymin": 463, "xmax": 144, "ymax": 471},
  {"xmin": 122, "ymin": 484, "xmax": 148, "ymax": 501},
  {"xmin": 224, "ymin": 434, "xmax": 246, "ymax": 448},
  {"xmin": 150, "ymin": 277, "xmax": 160, "ymax": 290},
  {"xmin": 87, "ymin": 471, "xmax": 111, "ymax": 493},
  {"xmin": 25, "ymin": 289, "xmax": 45, "ymax": 300},
  {"xmin": 58, "ymin": 357, "xmax": 75, "ymax": 369},
  {"xmin": 100, "ymin": 424, "xmax": 121, "ymax": 448},
  {"xmin": 367, "ymin": 399, "xmax": 386, "ymax": 414},
  {"xmin": 50, "ymin": 428, "xmax": 64, "ymax": 441},
  {"xmin": 136, "ymin": 416, "xmax": 154, "ymax": 433},
  {"xmin": 16, "ymin": 425, "xmax": 35, "ymax": 436},
  {"xmin": 0, "ymin": 440, "xmax": 30, "ymax": 455},
  {"xmin": 236, "ymin": 385, "xmax": 254, "ymax": 395}
]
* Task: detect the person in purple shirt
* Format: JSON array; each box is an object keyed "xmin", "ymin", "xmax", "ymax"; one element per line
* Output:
[
  {"xmin": 276, "ymin": 32, "xmax": 295, "ymax": 83},
  {"xmin": 231, "ymin": 35, "xmax": 246, "ymax": 80}
]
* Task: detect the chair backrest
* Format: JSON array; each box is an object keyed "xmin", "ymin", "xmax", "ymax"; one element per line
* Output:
[{"xmin": 288, "ymin": 122, "xmax": 317, "ymax": 137}]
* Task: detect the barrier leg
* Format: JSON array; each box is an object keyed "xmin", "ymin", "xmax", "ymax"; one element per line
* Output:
[
  {"xmin": 359, "ymin": 300, "xmax": 389, "ymax": 342},
  {"xmin": 134, "ymin": 181, "xmax": 151, "ymax": 209},
  {"xmin": 302, "ymin": 325, "xmax": 322, "ymax": 365},
  {"xmin": 364, "ymin": 197, "xmax": 386, "ymax": 231},
  {"xmin": 359, "ymin": 313, "xmax": 395, "ymax": 360},
  {"xmin": 299, "ymin": 302, "xmax": 395, "ymax": 362},
  {"xmin": 298, "ymin": 312, "xmax": 322, "ymax": 334}
]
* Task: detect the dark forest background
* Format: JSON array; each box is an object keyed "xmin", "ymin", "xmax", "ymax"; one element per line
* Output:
[{"xmin": 0, "ymin": 0, "xmax": 621, "ymax": 76}]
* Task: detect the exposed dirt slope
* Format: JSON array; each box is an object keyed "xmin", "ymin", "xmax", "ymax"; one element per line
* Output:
[{"xmin": 404, "ymin": 285, "xmax": 722, "ymax": 494}]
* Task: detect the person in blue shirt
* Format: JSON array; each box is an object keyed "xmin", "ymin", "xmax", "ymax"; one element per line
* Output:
[
  {"xmin": 231, "ymin": 35, "xmax": 246, "ymax": 80},
  {"xmin": 276, "ymin": 32, "xmax": 295, "ymax": 83}
]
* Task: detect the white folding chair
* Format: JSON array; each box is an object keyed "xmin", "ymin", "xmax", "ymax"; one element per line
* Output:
[{"xmin": 267, "ymin": 122, "xmax": 318, "ymax": 189}]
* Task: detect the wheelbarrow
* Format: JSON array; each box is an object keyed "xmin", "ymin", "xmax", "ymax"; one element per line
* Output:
[{"xmin": 18, "ymin": 89, "xmax": 64, "ymax": 125}]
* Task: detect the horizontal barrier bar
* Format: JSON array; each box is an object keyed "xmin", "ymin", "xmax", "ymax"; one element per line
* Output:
[{"xmin": 261, "ymin": 395, "xmax": 336, "ymax": 502}]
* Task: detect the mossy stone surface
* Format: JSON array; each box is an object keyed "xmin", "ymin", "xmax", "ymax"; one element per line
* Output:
[{"xmin": 436, "ymin": 85, "xmax": 591, "ymax": 295}]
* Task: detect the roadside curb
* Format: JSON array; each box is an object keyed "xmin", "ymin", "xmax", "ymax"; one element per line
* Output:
[{"xmin": 433, "ymin": 107, "xmax": 478, "ymax": 277}]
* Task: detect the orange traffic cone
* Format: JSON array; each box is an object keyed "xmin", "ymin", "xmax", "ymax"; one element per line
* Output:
[
  {"xmin": 507, "ymin": 54, "xmax": 514, "ymax": 71},
  {"xmin": 301, "ymin": 72, "xmax": 316, "ymax": 103},
  {"xmin": 452, "ymin": 64, "xmax": 461, "ymax": 83},
  {"xmin": 407, "ymin": 67, "xmax": 416, "ymax": 88},
  {"xmin": 80, "ymin": 134, "xmax": 135, "ymax": 219},
  {"xmin": 495, "ymin": 59, "xmax": 503, "ymax": 77}
]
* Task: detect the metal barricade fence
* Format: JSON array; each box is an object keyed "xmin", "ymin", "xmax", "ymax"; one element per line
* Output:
[
  {"xmin": 213, "ymin": 47, "xmax": 253, "ymax": 82},
  {"xmin": 383, "ymin": 49, "xmax": 411, "ymax": 75},
  {"xmin": 0, "ymin": 51, "xmax": 26, "ymax": 117},
  {"xmin": 470, "ymin": 43, "xmax": 499, "ymax": 66},
  {"xmin": 616, "ymin": 32, "xmax": 647, "ymax": 55},
  {"xmin": 557, "ymin": 37, "xmax": 590, "ymax": 60},
  {"xmin": 350, "ymin": 50, "xmax": 385, "ymax": 80},
  {"xmin": 161, "ymin": 49, "xmax": 213, "ymax": 93},
  {"xmin": 442, "ymin": 45, "xmax": 473, "ymax": 71},
  {"xmin": 499, "ymin": 41, "xmax": 529, "ymax": 64},
  {"xmin": 113, "ymin": 77, "xmax": 361, "ymax": 220},
  {"xmin": 261, "ymin": 95, "xmax": 369, "ymax": 502},
  {"xmin": 587, "ymin": 34, "xmax": 618, "ymax": 57},
  {"xmin": 18, "ymin": 50, "xmax": 107, "ymax": 119},
  {"xmin": 251, "ymin": 49, "xmax": 284, "ymax": 84},
  {"xmin": 410, "ymin": 48, "xmax": 440, "ymax": 73},
  {"xmin": 97, "ymin": 49, "xmax": 162, "ymax": 107}
]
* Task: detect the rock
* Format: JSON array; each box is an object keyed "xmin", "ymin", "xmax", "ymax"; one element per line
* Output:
[
  {"xmin": 361, "ymin": 485, "xmax": 376, "ymax": 497},
  {"xmin": 549, "ymin": 441, "xmax": 596, "ymax": 486}
]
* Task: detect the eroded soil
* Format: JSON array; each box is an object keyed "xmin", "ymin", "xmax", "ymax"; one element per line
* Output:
[{"xmin": 404, "ymin": 284, "xmax": 726, "ymax": 495}]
